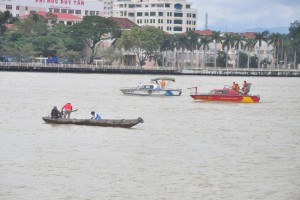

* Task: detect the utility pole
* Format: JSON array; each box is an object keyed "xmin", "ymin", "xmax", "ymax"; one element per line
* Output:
[{"xmin": 205, "ymin": 13, "xmax": 208, "ymax": 30}]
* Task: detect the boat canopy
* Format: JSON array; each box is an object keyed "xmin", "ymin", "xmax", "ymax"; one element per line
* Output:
[{"xmin": 151, "ymin": 77, "xmax": 175, "ymax": 82}]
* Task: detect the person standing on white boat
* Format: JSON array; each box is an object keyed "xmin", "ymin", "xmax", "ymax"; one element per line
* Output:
[{"xmin": 91, "ymin": 111, "xmax": 101, "ymax": 120}]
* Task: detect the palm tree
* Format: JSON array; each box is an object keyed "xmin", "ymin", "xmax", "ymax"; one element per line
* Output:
[
  {"xmin": 222, "ymin": 33, "xmax": 234, "ymax": 68},
  {"xmin": 268, "ymin": 33, "xmax": 282, "ymax": 68},
  {"xmin": 253, "ymin": 31, "xmax": 268, "ymax": 68},
  {"xmin": 173, "ymin": 34, "xmax": 188, "ymax": 70},
  {"xmin": 233, "ymin": 34, "xmax": 244, "ymax": 68},
  {"xmin": 186, "ymin": 31, "xmax": 199, "ymax": 68},
  {"xmin": 211, "ymin": 31, "xmax": 223, "ymax": 68},
  {"xmin": 198, "ymin": 36, "xmax": 211, "ymax": 68},
  {"xmin": 243, "ymin": 38, "xmax": 255, "ymax": 68}
]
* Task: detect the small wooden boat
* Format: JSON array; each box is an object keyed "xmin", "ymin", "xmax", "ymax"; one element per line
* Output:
[
  {"xmin": 42, "ymin": 117, "xmax": 144, "ymax": 128},
  {"xmin": 189, "ymin": 84, "xmax": 260, "ymax": 103}
]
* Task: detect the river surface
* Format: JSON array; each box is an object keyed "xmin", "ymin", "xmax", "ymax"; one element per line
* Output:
[{"xmin": 0, "ymin": 72, "xmax": 299, "ymax": 200}]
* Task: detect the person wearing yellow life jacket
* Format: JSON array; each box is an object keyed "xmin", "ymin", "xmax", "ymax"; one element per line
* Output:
[
  {"xmin": 231, "ymin": 82, "xmax": 237, "ymax": 90},
  {"xmin": 235, "ymin": 84, "xmax": 240, "ymax": 92}
]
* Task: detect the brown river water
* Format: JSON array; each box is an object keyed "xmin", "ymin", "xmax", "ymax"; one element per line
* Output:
[{"xmin": 0, "ymin": 72, "xmax": 299, "ymax": 200}]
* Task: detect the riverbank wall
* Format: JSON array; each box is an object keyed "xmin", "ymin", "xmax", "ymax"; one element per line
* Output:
[{"xmin": 1, "ymin": 62, "xmax": 299, "ymax": 77}]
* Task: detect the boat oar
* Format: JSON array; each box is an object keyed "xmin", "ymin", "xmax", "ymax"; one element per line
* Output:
[{"xmin": 72, "ymin": 109, "xmax": 78, "ymax": 112}]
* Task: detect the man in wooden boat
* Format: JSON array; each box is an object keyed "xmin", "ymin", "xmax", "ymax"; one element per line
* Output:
[
  {"xmin": 51, "ymin": 106, "xmax": 62, "ymax": 119},
  {"xmin": 61, "ymin": 102, "xmax": 73, "ymax": 119},
  {"xmin": 91, "ymin": 111, "xmax": 101, "ymax": 120}
]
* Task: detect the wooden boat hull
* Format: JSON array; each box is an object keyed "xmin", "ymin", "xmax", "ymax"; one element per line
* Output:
[
  {"xmin": 42, "ymin": 117, "xmax": 144, "ymax": 128},
  {"xmin": 190, "ymin": 94, "xmax": 260, "ymax": 103}
]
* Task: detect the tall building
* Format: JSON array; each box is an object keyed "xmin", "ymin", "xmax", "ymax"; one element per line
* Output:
[
  {"xmin": 102, "ymin": 0, "xmax": 114, "ymax": 17},
  {"xmin": 0, "ymin": 0, "xmax": 104, "ymax": 18},
  {"xmin": 113, "ymin": 0, "xmax": 198, "ymax": 34}
]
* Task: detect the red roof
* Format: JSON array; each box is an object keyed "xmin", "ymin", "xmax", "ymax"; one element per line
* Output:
[
  {"xmin": 110, "ymin": 17, "xmax": 138, "ymax": 29},
  {"xmin": 241, "ymin": 32, "xmax": 256, "ymax": 38},
  {"xmin": 4, "ymin": 24, "xmax": 13, "ymax": 29},
  {"xmin": 21, "ymin": 11, "xmax": 81, "ymax": 21},
  {"xmin": 196, "ymin": 29, "xmax": 213, "ymax": 36}
]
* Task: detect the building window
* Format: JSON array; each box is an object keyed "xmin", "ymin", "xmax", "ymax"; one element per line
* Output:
[
  {"xmin": 159, "ymin": 12, "xmax": 163, "ymax": 16},
  {"xmin": 129, "ymin": 4, "xmax": 135, "ymax": 8},
  {"xmin": 119, "ymin": 4, "xmax": 123, "ymax": 8},
  {"xmin": 16, "ymin": 6, "xmax": 19, "ymax": 10},
  {"xmin": 151, "ymin": 4, "xmax": 156, "ymax": 7},
  {"xmin": 6, "ymin": 5, "xmax": 12, "ymax": 10},
  {"xmin": 128, "ymin": 13, "xmax": 134, "ymax": 17},
  {"xmin": 61, "ymin": 9, "xmax": 67, "ymax": 13},
  {"xmin": 68, "ymin": 10, "xmax": 74, "ymax": 14},
  {"xmin": 137, "ymin": 12, "xmax": 142, "ymax": 16},
  {"xmin": 157, "ymin": 4, "xmax": 163, "ymax": 8},
  {"xmin": 96, "ymin": 11, "xmax": 99, "ymax": 16},
  {"xmin": 85, "ymin": 11, "xmax": 89, "ymax": 15},
  {"xmin": 25, "ymin": 6, "xmax": 28, "ymax": 11},
  {"xmin": 165, "ymin": 3, "xmax": 170, "ymax": 7},
  {"xmin": 54, "ymin": 9, "xmax": 60, "ymax": 13},
  {"xmin": 186, "ymin": 4, "xmax": 191, "ymax": 9},
  {"xmin": 150, "ymin": 12, "xmax": 156, "ymax": 16},
  {"xmin": 67, "ymin": 21, "xmax": 72, "ymax": 26},
  {"xmin": 49, "ymin": 8, "xmax": 53, "ymax": 12},
  {"xmin": 90, "ymin": 11, "xmax": 96, "ymax": 16},
  {"xmin": 174, "ymin": 20, "xmax": 182, "ymax": 24},
  {"xmin": 174, "ymin": 13, "xmax": 183, "ymax": 17},
  {"xmin": 174, "ymin": 27, "xmax": 182, "ymax": 31},
  {"xmin": 76, "ymin": 10, "xmax": 81, "ymax": 14},
  {"xmin": 193, "ymin": 14, "xmax": 196, "ymax": 18},
  {"xmin": 145, "ymin": 12, "xmax": 149, "ymax": 16}
]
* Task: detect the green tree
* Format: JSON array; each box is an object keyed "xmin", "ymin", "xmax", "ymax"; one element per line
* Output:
[
  {"xmin": 0, "ymin": 10, "xmax": 13, "ymax": 53},
  {"xmin": 289, "ymin": 20, "xmax": 300, "ymax": 67},
  {"xmin": 243, "ymin": 38, "xmax": 255, "ymax": 68},
  {"xmin": 222, "ymin": 33, "xmax": 234, "ymax": 68},
  {"xmin": 211, "ymin": 31, "xmax": 223, "ymax": 68},
  {"xmin": 253, "ymin": 31, "xmax": 268, "ymax": 68},
  {"xmin": 70, "ymin": 16, "xmax": 119, "ymax": 63},
  {"xmin": 198, "ymin": 36, "xmax": 211, "ymax": 68},
  {"xmin": 233, "ymin": 34, "xmax": 244, "ymax": 68},
  {"xmin": 186, "ymin": 31, "xmax": 199, "ymax": 68},
  {"xmin": 119, "ymin": 26, "xmax": 165, "ymax": 68},
  {"xmin": 268, "ymin": 33, "xmax": 282, "ymax": 68},
  {"xmin": 216, "ymin": 50, "xmax": 227, "ymax": 68}
]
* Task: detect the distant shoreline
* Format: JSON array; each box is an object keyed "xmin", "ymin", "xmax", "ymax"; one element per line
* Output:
[{"xmin": 0, "ymin": 63, "xmax": 299, "ymax": 77}]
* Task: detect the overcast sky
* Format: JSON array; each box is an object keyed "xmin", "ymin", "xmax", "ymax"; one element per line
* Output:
[{"xmin": 190, "ymin": 0, "xmax": 300, "ymax": 32}]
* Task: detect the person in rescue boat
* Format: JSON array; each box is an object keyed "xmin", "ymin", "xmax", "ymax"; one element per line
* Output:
[
  {"xmin": 160, "ymin": 79, "xmax": 166, "ymax": 88},
  {"xmin": 91, "ymin": 111, "xmax": 101, "ymax": 120},
  {"xmin": 231, "ymin": 82, "xmax": 237, "ymax": 91},
  {"xmin": 242, "ymin": 80, "xmax": 248, "ymax": 94},
  {"xmin": 61, "ymin": 102, "xmax": 73, "ymax": 119}
]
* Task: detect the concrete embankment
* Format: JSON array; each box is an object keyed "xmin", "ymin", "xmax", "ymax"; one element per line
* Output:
[{"xmin": 0, "ymin": 63, "xmax": 299, "ymax": 77}]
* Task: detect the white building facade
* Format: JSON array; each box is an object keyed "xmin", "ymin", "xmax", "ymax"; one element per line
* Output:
[
  {"xmin": 0, "ymin": 0, "xmax": 104, "ymax": 18},
  {"xmin": 113, "ymin": 0, "xmax": 198, "ymax": 34}
]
